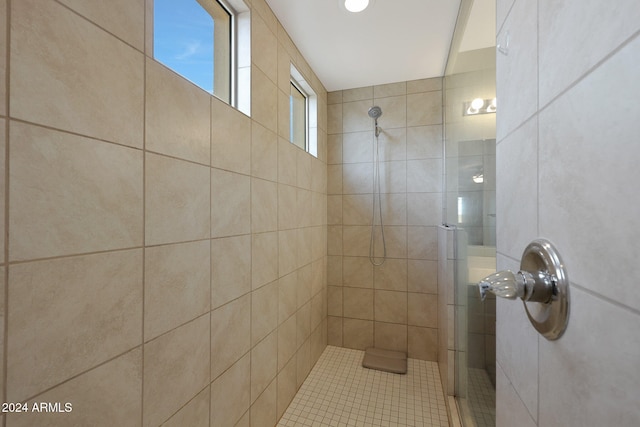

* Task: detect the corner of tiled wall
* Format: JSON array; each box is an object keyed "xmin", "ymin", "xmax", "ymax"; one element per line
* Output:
[{"xmin": 4, "ymin": 0, "xmax": 328, "ymax": 426}]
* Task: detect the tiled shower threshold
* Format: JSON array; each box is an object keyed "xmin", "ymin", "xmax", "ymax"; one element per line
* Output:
[{"xmin": 277, "ymin": 346, "xmax": 449, "ymax": 427}]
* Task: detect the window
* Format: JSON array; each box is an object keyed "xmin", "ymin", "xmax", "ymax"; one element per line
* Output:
[
  {"xmin": 289, "ymin": 65, "xmax": 318, "ymax": 157},
  {"xmin": 154, "ymin": 0, "xmax": 250, "ymax": 114}
]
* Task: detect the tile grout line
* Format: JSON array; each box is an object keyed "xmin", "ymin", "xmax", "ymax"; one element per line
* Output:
[{"xmin": 3, "ymin": 1, "xmax": 10, "ymax": 425}]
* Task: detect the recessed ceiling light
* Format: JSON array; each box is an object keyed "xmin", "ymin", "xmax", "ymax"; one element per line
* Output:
[{"xmin": 344, "ymin": 0, "xmax": 369, "ymax": 13}]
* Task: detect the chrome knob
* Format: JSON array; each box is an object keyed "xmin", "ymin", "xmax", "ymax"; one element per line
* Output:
[
  {"xmin": 478, "ymin": 270, "xmax": 553, "ymax": 303},
  {"xmin": 476, "ymin": 239, "xmax": 570, "ymax": 340}
]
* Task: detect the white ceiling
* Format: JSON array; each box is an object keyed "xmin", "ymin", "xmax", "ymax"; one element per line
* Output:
[{"xmin": 265, "ymin": 0, "xmax": 462, "ymax": 92}]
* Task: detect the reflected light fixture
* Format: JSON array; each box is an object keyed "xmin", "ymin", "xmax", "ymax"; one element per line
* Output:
[
  {"xmin": 464, "ymin": 97, "xmax": 497, "ymax": 116},
  {"xmin": 344, "ymin": 0, "xmax": 369, "ymax": 12},
  {"xmin": 472, "ymin": 174, "xmax": 484, "ymax": 184}
]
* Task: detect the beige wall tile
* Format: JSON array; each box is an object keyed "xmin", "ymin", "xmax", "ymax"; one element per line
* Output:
[
  {"xmin": 327, "ymin": 103, "xmax": 343, "ymax": 135},
  {"xmin": 327, "ymin": 164, "xmax": 343, "ymax": 195},
  {"xmin": 374, "ymin": 322, "xmax": 407, "ymax": 352},
  {"xmin": 7, "ymin": 250, "xmax": 142, "ymax": 402},
  {"xmin": 57, "ymin": 0, "xmax": 144, "ymax": 50},
  {"xmin": 0, "ymin": 120, "xmax": 5, "ymax": 255},
  {"xmin": 327, "ymin": 316, "xmax": 343, "ymax": 346},
  {"xmin": 327, "ymin": 225, "xmax": 342, "ymax": 256},
  {"xmin": 296, "ymin": 188, "xmax": 312, "ymax": 228},
  {"xmin": 375, "ymin": 96, "xmax": 406, "ymax": 129},
  {"xmin": 10, "ymin": 123, "xmax": 143, "ymax": 261},
  {"xmin": 374, "ymin": 82, "xmax": 406, "ymax": 98},
  {"xmin": 327, "ymin": 285, "xmax": 343, "ymax": 317},
  {"xmin": 343, "ymin": 287, "xmax": 373, "ymax": 320},
  {"xmin": 374, "ymin": 290, "xmax": 407, "ymax": 324},
  {"xmin": 327, "ymin": 255, "xmax": 343, "ymax": 286},
  {"xmin": 343, "ymin": 87, "xmax": 373, "ymax": 102},
  {"xmin": 381, "ymin": 193, "xmax": 407, "ymax": 226},
  {"xmin": 408, "ymin": 326, "xmax": 437, "ymax": 361},
  {"xmin": 343, "ymin": 194, "xmax": 372, "ymax": 226},
  {"xmin": 252, "ymin": 231, "xmax": 278, "ymax": 290},
  {"xmin": 295, "ymin": 339, "xmax": 311, "ymax": 388},
  {"xmin": 297, "ymin": 149, "xmax": 312, "ymax": 190},
  {"xmin": 327, "ymin": 195, "xmax": 343, "ymax": 225},
  {"xmin": 11, "ymin": 0, "xmax": 143, "ymax": 147},
  {"xmin": 278, "ymin": 229, "xmax": 298, "ymax": 276},
  {"xmin": 211, "ymin": 353, "xmax": 251, "ymax": 427},
  {"xmin": 277, "ymin": 314, "xmax": 297, "ymax": 372},
  {"xmin": 251, "ymin": 178, "xmax": 278, "ymax": 233},
  {"xmin": 296, "ymin": 302, "xmax": 311, "ymax": 348},
  {"xmin": 343, "ymin": 131, "xmax": 373, "ymax": 163},
  {"xmin": 407, "ymin": 78, "xmax": 442, "ymax": 94},
  {"xmin": 211, "ymin": 294, "xmax": 251, "ymax": 380},
  {"xmin": 278, "ymin": 137, "xmax": 298, "ymax": 186},
  {"xmin": 374, "ymin": 259, "xmax": 407, "ymax": 291},
  {"xmin": 252, "ymin": 280, "xmax": 279, "ymax": 346},
  {"xmin": 378, "ymin": 160, "xmax": 406, "ymax": 193},
  {"xmin": 162, "ymin": 386, "xmax": 210, "ymax": 427},
  {"xmin": 378, "ymin": 128, "xmax": 407, "ymax": 162},
  {"xmin": 143, "ymin": 316, "xmax": 210, "ymax": 427},
  {"xmin": 211, "ymin": 235, "xmax": 251, "ymax": 309},
  {"xmin": 408, "ymin": 226, "xmax": 438, "ymax": 260},
  {"xmin": 496, "ymin": 118, "xmax": 538, "ymax": 259},
  {"xmin": 407, "ymin": 193, "xmax": 442, "ymax": 226},
  {"xmin": 327, "ymin": 134, "xmax": 343, "ymax": 164},
  {"xmin": 211, "ymin": 97, "xmax": 251, "ymax": 175},
  {"xmin": 252, "ymin": 67, "xmax": 278, "ymax": 132},
  {"xmin": 343, "ymin": 256, "xmax": 373, "ymax": 288},
  {"xmin": 407, "ymin": 125, "xmax": 443, "ymax": 160},
  {"xmin": 276, "ymin": 356, "xmax": 297, "ymax": 419},
  {"xmin": 407, "ymin": 92, "xmax": 442, "ymax": 127},
  {"xmin": 251, "ymin": 331, "xmax": 277, "ymax": 403},
  {"xmin": 252, "ymin": 122, "xmax": 278, "ymax": 181},
  {"xmin": 278, "ymin": 184, "xmax": 297, "ymax": 230},
  {"xmin": 538, "ymin": 0, "xmax": 640, "ymax": 106},
  {"xmin": 146, "ymin": 59, "xmax": 211, "ymax": 165},
  {"xmin": 327, "ymin": 91, "xmax": 343, "ymax": 105},
  {"xmin": 278, "ymin": 271, "xmax": 297, "ymax": 324},
  {"xmin": 407, "ymin": 159, "xmax": 442, "ymax": 192},
  {"xmin": 252, "ymin": 12, "xmax": 277, "ymax": 82},
  {"xmin": 0, "ymin": 0, "xmax": 5, "ymax": 117},
  {"xmin": 7, "ymin": 348, "xmax": 142, "ymax": 427},
  {"xmin": 495, "ymin": 0, "xmax": 537, "ymax": 139},
  {"xmin": 297, "ymin": 264, "xmax": 312, "ymax": 309},
  {"xmin": 342, "ymin": 318, "xmax": 373, "ymax": 350},
  {"xmin": 408, "ymin": 260, "xmax": 438, "ymax": 294},
  {"xmin": 250, "ymin": 379, "xmax": 276, "ymax": 427},
  {"xmin": 496, "ymin": 362, "xmax": 537, "ymax": 427},
  {"xmin": 538, "ymin": 287, "xmax": 640, "ymax": 426},
  {"xmin": 211, "ymin": 168, "xmax": 251, "ymax": 238},
  {"xmin": 145, "ymin": 240, "xmax": 210, "ymax": 340},
  {"xmin": 408, "ymin": 293, "xmax": 437, "ymax": 327},
  {"xmin": 377, "ymin": 225, "xmax": 407, "ymax": 259},
  {"xmin": 342, "ymin": 226, "xmax": 369, "ymax": 257},
  {"xmin": 146, "ymin": 153, "xmax": 210, "ymax": 246},
  {"xmin": 343, "ymin": 100, "xmax": 372, "ymax": 133}
]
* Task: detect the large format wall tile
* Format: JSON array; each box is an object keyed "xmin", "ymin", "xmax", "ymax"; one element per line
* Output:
[
  {"xmin": 0, "ymin": 0, "xmax": 5, "ymax": 117},
  {"xmin": 7, "ymin": 348, "xmax": 142, "ymax": 427},
  {"xmin": 211, "ymin": 97, "xmax": 251, "ymax": 175},
  {"xmin": 11, "ymin": 0, "xmax": 143, "ymax": 148},
  {"xmin": 57, "ymin": 0, "xmax": 145, "ymax": 50},
  {"xmin": 211, "ymin": 235, "xmax": 251, "ymax": 309},
  {"xmin": 538, "ymin": 0, "xmax": 640, "ymax": 106},
  {"xmin": 495, "ymin": 0, "xmax": 537, "ymax": 140},
  {"xmin": 144, "ymin": 240, "xmax": 211, "ymax": 340},
  {"xmin": 211, "ymin": 295, "xmax": 251, "ymax": 380},
  {"xmin": 143, "ymin": 316, "xmax": 210, "ymax": 427},
  {"xmin": 7, "ymin": 250, "xmax": 142, "ymax": 401},
  {"xmin": 211, "ymin": 354, "xmax": 251, "ymax": 427},
  {"xmin": 211, "ymin": 168, "xmax": 251, "ymax": 238},
  {"xmin": 539, "ymin": 35, "xmax": 640, "ymax": 310},
  {"xmin": 162, "ymin": 387, "xmax": 210, "ymax": 427},
  {"xmin": 9, "ymin": 122, "xmax": 143, "ymax": 261},
  {"xmin": 146, "ymin": 59, "xmax": 211, "ymax": 165},
  {"xmin": 145, "ymin": 153, "xmax": 210, "ymax": 246},
  {"xmin": 538, "ymin": 287, "xmax": 640, "ymax": 427}
]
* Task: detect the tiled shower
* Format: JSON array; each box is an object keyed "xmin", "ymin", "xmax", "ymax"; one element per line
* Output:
[
  {"xmin": 326, "ymin": 81, "xmax": 444, "ymax": 360},
  {"xmin": 1, "ymin": 0, "xmax": 494, "ymax": 426}
]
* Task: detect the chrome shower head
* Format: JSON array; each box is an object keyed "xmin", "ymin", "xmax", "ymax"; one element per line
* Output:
[{"xmin": 368, "ymin": 106, "xmax": 382, "ymax": 119}]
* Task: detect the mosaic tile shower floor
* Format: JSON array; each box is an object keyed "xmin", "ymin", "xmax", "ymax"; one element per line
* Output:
[{"xmin": 277, "ymin": 346, "xmax": 449, "ymax": 427}]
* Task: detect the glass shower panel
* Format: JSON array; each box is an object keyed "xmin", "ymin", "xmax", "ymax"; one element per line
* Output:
[{"xmin": 444, "ymin": 52, "xmax": 497, "ymax": 427}]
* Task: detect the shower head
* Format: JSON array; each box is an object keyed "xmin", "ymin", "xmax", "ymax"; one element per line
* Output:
[{"xmin": 368, "ymin": 106, "xmax": 382, "ymax": 119}]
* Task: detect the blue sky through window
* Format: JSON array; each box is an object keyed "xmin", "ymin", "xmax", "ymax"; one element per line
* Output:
[{"xmin": 154, "ymin": 0, "xmax": 214, "ymax": 93}]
